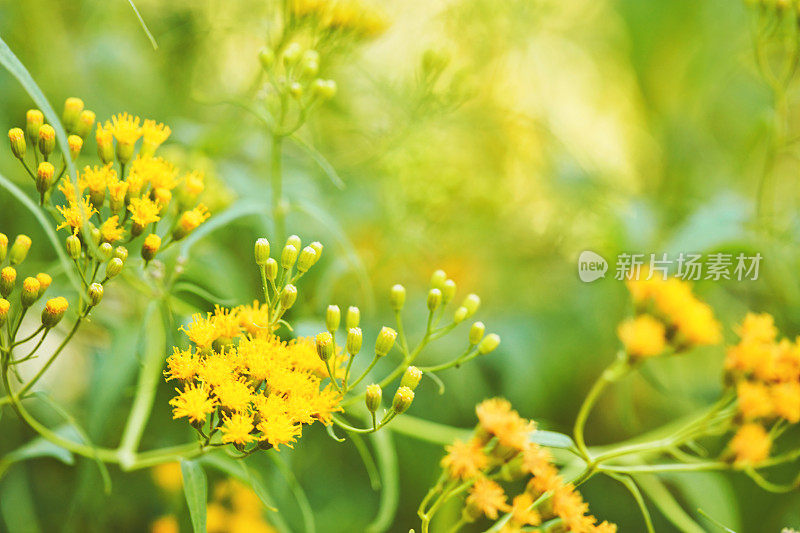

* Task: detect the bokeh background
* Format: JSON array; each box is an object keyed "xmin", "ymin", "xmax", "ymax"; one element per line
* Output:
[{"xmin": 1, "ymin": 0, "xmax": 799, "ymax": 531}]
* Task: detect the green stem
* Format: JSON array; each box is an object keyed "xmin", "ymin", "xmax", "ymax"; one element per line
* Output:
[{"xmin": 271, "ymin": 134, "xmax": 285, "ymax": 242}]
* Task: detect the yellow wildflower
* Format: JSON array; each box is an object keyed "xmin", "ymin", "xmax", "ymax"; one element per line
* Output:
[
  {"xmin": 257, "ymin": 413, "xmax": 302, "ymax": 450},
  {"xmin": 221, "ymin": 412, "xmax": 255, "ymax": 445},
  {"xmin": 164, "ymin": 347, "xmax": 199, "ymax": 382},
  {"xmin": 141, "ymin": 119, "xmax": 171, "ymax": 157},
  {"xmin": 169, "ymin": 383, "xmax": 216, "ymax": 424},
  {"xmin": 737, "ymin": 381, "xmax": 774, "ymax": 420},
  {"xmin": 56, "ymin": 197, "xmax": 96, "ymax": 234},
  {"xmin": 441, "ymin": 438, "xmax": 488, "ymax": 480},
  {"xmin": 106, "ymin": 112, "xmax": 142, "ymax": 146},
  {"xmin": 617, "ymin": 314, "xmax": 666, "ymax": 358},
  {"xmin": 78, "ymin": 164, "xmax": 115, "ymax": 193},
  {"xmin": 730, "ymin": 423, "xmax": 771, "ymax": 465},
  {"xmin": 99, "ymin": 215, "xmax": 124, "ymax": 243},
  {"xmin": 128, "ymin": 196, "xmax": 162, "ymax": 228},
  {"xmin": 466, "ymin": 478, "xmax": 510, "ymax": 520}
]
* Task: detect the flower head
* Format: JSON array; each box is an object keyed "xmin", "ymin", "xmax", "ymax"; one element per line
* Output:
[
  {"xmin": 169, "ymin": 383, "xmax": 216, "ymax": 424},
  {"xmin": 617, "ymin": 314, "xmax": 665, "ymax": 358},
  {"xmin": 466, "ymin": 478, "xmax": 510, "ymax": 520},
  {"xmin": 730, "ymin": 423, "xmax": 771, "ymax": 465},
  {"xmin": 441, "ymin": 438, "xmax": 488, "ymax": 480}
]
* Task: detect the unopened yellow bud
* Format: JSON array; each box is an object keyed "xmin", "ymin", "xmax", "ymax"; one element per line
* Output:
[
  {"xmin": 76, "ymin": 110, "xmax": 95, "ymax": 139},
  {"xmin": 289, "ymin": 82, "xmax": 303, "ymax": 99},
  {"xmin": 427, "ymin": 288, "xmax": 442, "ymax": 311},
  {"xmin": 38, "ymin": 124, "xmax": 55, "ymax": 159},
  {"xmin": 442, "ymin": 279, "xmax": 456, "ymax": 304},
  {"xmin": 0, "ymin": 233, "xmax": 6, "ymax": 262},
  {"xmin": 401, "ymin": 366, "xmax": 422, "ymax": 390},
  {"xmin": 1, "ymin": 266, "xmax": 16, "ymax": 297},
  {"xmin": 430, "ymin": 269, "xmax": 447, "ymax": 290},
  {"xmin": 97, "ymin": 242, "xmax": 113, "ymax": 261},
  {"xmin": 254, "ymin": 238, "xmax": 270, "ymax": 265},
  {"xmin": 9, "ymin": 235, "xmax": 32, "ymax": 265},
  {"xmin": 283, "ymin": 42, "xmax": 303, "ymax": 64},
  {"xmin": 88, "ymin": 282, "xmax": 104, "ymax": 306},
  {"xmin": 258, "ymin": 47, "xmax": 275, "ymax": 69},
  {"xmin": 297, "ymin": 246, "xmax": 317, "ymax": 272},
  {"xmin": 0, "ymin": 298, "xmax": 9, "ymax": 326},
  {"xmin": 286, "ymin": 234, "xmax": 302, "ymax": 250},
  {"xmin": 375, "ymin": 326, "xmax": 397, "ymax": 357},
  {"xmin": 265, "ymin": 258, "xmax": 278, "ymax": 281},
  {"xmin": 326, "ymin": 305, "xmax": 341, "ymax": 332},
  {"xmin": 36, "ymin": 273, "xmax": 52, "ymax": 298},
  {"xmin": 454, "ymin": 306, "xmax": 468, "ymax": 324},
  {"xmin": 392, "ymin": 386, "xmax": 414, "ymax": 414},
  {"xmin": 346, "ymin": 327, "xmax": 362, "ymax": 355},
  {"xmin": 96, "ymin": 127, "xmax": 114, "ymax": 164},
  {"xmin": 26, "ymin": 109, "xmax": 43, "ymax": 141},
  {"xmin": 281, "ymin": 284, "xmax": 298, "ymax": 309},
  {"xmin": 8, "ymin": 128, "xmax": 25, "ymax": 159},
  {"xmin": 141, "ymin": 234, "xmax": 161, "ymax": 262},
  {"xmin": 469, "ymin": 322, "xmax": 485, "ymax": 345},
  {"xmin": 21, "ymin": 277, "xmax": 41, "ymax": 307},
  {"xmin": 390, "ymin": 284, "xmax": 406, "ymax": 311},
  {"xmin": 105, "ymin": 257, "xmax": 124, "ymax": 279},
  {"xmin": 36, "ymin": 162, "xmax": 55, "ymax": 196},
  {"xmin": 281, "ymin": 244, "xmax": 298, "ymax": 270},
  {"xmin": 462, "ymin": 294, "xmax": 480, "ymax": 317},
  {"xmin": 68, "ymin": 135, "xmax": 83, "ymax": 159},
  {"xmin": 346, "ymin": 306, "xmax": 360, "ymax": 329},
  {"xmin": 114, "ymin": 246, "xmax": 128, "ymax": 262},
  {"xmin": 365, "ymin": 384, "xmax": 382, "ymax": 413},
  {"xmin": 311, "ymin": 79, "xmax": 337, "ymax": 99},
  {"xmin": 90, "ymin": 227, "xmax": 102, "ymax": 247},
  {"xmin": 316, "ymin": 331, "xmax": 334, "ymax": 361},
  {"xmin": 66, "ymin": 235, "xmax": 82, "ymax": 259},
  {"xmin": 42, "ymin": 296, "xmax": 68, "ymax": 328},
  {"xmin": 478, "ymin": 333, "xmax": 501, "ymax": 355},
  {"xmin": 62, "ymin": 97, "xmax": 84, "ymax": 133}
]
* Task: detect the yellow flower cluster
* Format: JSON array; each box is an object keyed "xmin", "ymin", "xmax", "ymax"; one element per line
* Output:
[
  {"xmin": 166, "ymin": 302, "xmax": 342, "ymax": 451},
  {"xmin": 725, "ymin": 312, "xmax": 800, "ymax": 465},
  {"xmin": 438, "ymin": 399, "xmax": 616, "ymax": 533},
  {"xmin": 290, "ymin": 0, "xmax": 388, "ymax": 38},
  {"xmin": 208, "ymin": 480, "xmax": 277, "ymax": 533},
  {"xmin": 619, "ymin": 272, "xmax": 721, "ymax": 357}
]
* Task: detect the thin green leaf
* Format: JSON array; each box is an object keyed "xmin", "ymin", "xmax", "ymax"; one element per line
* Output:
[
  {"xmin": 604, "ymin": 472, "xmax": 654, "ymax": 533},
  {"xmin": 172, "ymin": 281, "xmax": 238, "ymax": 306},
  {"xmin": 350, "ymin": 433, "xmax": 382, "ymax": 490},
  {"xmin": 697, "ymin": 509, "xmax": 738, "ymax": 533},
  {"xmin": 126, "ymin": 0, "xmax": 159, "ymax": 50},
  {"xmin": 365, "ymin": 428, "xmax": 398, "ymax": 533},
  {"xmin": 289, "ymin": 134, "xmax": 346, "ymax": 189},
  {"xmin": 0, "ymin": 172, "xmax": 82, "ymax": 292},
  {"xmin": 268, "ymin": 453, "xmax": 316, "ymax": 533},
  {"xmin": 181, "ymin": 459, "xmax": 208, "ymax": 533},
  {"xmin": 635, "ymin": 474, "xmax": 706, "ymax": 533},
  {"xmin": 0, "ymin": 424, "xmax": 77, "ymax": 480},
  {"xmin": 530, "ymin": 430, "xmax": 578, "ymax": 451},
  {"xmin": 0, "ymin": 468, "xmax": 42, "ymax": 533}
]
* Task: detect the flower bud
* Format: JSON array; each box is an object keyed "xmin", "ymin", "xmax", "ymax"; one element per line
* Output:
[
  {"xmin": 286, "ymin": 234, "xmax": 301, "ymax": 249},
  {"xmin": 281, "ymin": 244, "xmax": 298, "ymax": 270},
  {"xmin": 26, "ymin": 109, "xmax": 43, "ymax": 142},
  {"xmin": 258, "ymin": 47, "xmax": 275, "ymax": 69},
  {"xmin": 36, "ymin": 162, "xmax": 55, "ymax": 196},
  {"xmin": 96, "ymin": 127, "xmax": 114, "ymax": 164},
  {"xmin": 297, "ymin": 246, "xmax": 317, "ymax": 273},
  {"xmin": 0, "ymin": 233, "xmax": 7, "ymax": 262},
  {"xmin": 254, "ymin": 238, "xmax": 270, "ymax": 265},
  {"xmin": 316, "ymin": 331, "xmax": 333, "ymax": 361},
  {"xmin": 68, "ymin": 135, "xmax": 83, "ymax": 159},
  {"xmin": 105, "ymin": 257, "xmax": 124, "ymax": 279},
  {"xmin": 88, "ymin": 283, "xmax": 104, "ymax": 306},
  {"xmin": 311, "ymin": 79, "xmax": 337, "ymax": 99},
  {"xmin": 462, "ymin": 294, "xmax": 481, "ymax": 316},
  {"xmin": 281, "ymin": 284, "xmax": 297, "ymax": 309},
  {"xmin": 66, "ymin": 235, "xmax": 82, "ymax": 259},
  {"xmin": 36, "ymin": 273, "xmax": 52, "ymax": 298},
  {"xmin": 76, "ymin": 110, "xmax": 95, "ymax": 138},
  {"xmin": 9, "ymin": 235, "xmax": 32, "ymax": 265},
  {"xmin": 478, "ymin": 333, "xmax": 501, "ymax": 355},
  {"xmin": 365, "ymin": 384, "xmax": 382, "ymax": 413},
  {"xmin": 390, "ymin": 284, "xmax": 406, "ymax": 311},
  {"xmin": 401, "ymin": 366, "xmax": 422, "ymax": 390},
  {"xmin": 392, "ymin": 386, "xmax": 414, "ymax": 414},
  {"xmin": 326, "ymin": 305, "xmax": 341, "ymax": 332},
  {"xmin": 430, "ymin": 269, "xmax": 447, "ymax": 290},
  {"xmin": 265, "ymin": 258, "xmax": 278, "ymax": 281},
  {"xmin": 442, "ymin": 279, "xmax": 456, "ymax": 304},
  {"xmin": 0, "ymin": 299, "xmax": 9, "ymax": 326},
  {"xmin": 114, "ymin": 246, "xmax": 128, "ymax": 262},
  {"xmin": 346, "ymin": 306, "xmax": 360, "ymax": 329},
  {"xmin": 289, "ymin": 82, "xmax": 303, "ymax": 99},
  {"xmin": 309, "ymin": 241, "xmax": 323, "ymax": 262},
  {"xmin": 469, "ymin": 322, "xmax": 485, "ymax": 346},
  {"xmin": 283, "ymin": 42, "xmax": 303, "ymax": 64},
  {"xmin": 21, "ymin": 277, "xmax": 41, "ymax": 307},
  {"xmin": 42, "ymin": 296, "xmax": 68, "ymax": 328},
  {"xmin": 38, "ymin": 124, "xmax": 55, "ymax": 159},
  {"xmin": 1, "ymin": 267, "xmax": 16, "ymax": 298},
  {"xmin": 8, "ymin": 128, "xmax": 25, "ymax": 159},
  {"xmin": 375, "ymin": 326, "xmax": 397, "ymax": 357},
  {"xmin": 98, "ymin": 242, "xmax": 113, "ymax": 261},
  {"xmin": 427, "ymin": 288, "xmax": 442, "ymax": 311},
  {"xmin": 141, "ymin": 234, "xmax": 161, "ymax": 263},
  {"xmin": 454, "ymin": 306, "xmax": 468, "ymax": 324},
  {"xmin": 62, "ymin": 97, "xmax": 84, "ymax": 133},
  {"xmin": 90, "ymin": 227, "xmax": 101, "ymax": 247},
  {"xmin": 346, "ymin": 327, "xmax": 362, "ymax": 355}
]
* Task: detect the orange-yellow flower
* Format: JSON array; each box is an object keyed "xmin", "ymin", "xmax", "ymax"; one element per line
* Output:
[
  {"xmin": 441, "ymin": 438, "xmax": 488, "ymax": 480},
  {"xmin": 617, "ymin": 314, "xmax": 666, "ymax": 358},
  {"xmin": 465, "ymin": 478, "xmax": 510, "ymax": 520},
  {"xmin": 730, "ymin": 423, "xmax": 771, "ymax": 465},
  {"xmin": 169, "ymin": 383, "xmax": 216, "ymax": 424}
]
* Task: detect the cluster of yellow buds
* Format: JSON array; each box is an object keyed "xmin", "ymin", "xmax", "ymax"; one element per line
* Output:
[
  {"xmin": 287, "ymin": 0, "xmax": 388, "ymax": 40},
  {"xmin": 258, "ymin": 42, "xmax": 337, "ymax": 137},
  {"xmin": 0, "ymin": 233, "xmax": 103, "ymax": 385},
  {"xmin": 421, "ymin": 399, "xmax": 616, "ymax": 533},
  {"xmin": 7, "ymin": 98, "xmax": 211, "ymax": 271},
  {"xmin": 723, "ymin": 312, "xmax": 800, "ymax": 466},
  {"xmin": 617, "ymin": 270, "xmax": 722, "ymax": 359}
]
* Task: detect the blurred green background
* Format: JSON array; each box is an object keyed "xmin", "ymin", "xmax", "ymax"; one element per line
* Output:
[{"xmin": 1, "ymin": 0, "xmax": 799, "ymax": 531}]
